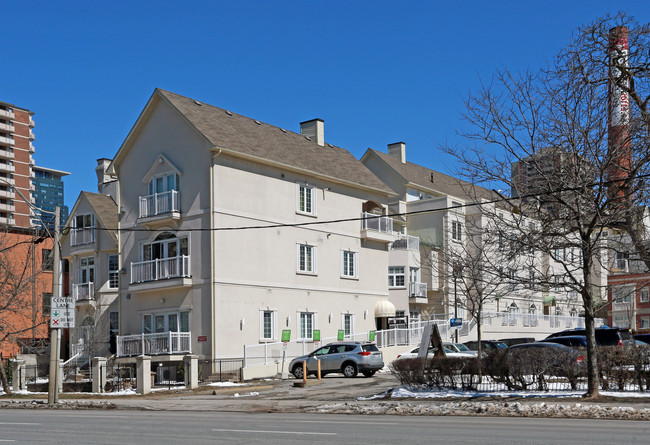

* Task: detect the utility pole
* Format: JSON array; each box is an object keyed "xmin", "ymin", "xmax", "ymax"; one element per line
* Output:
[{"xmin": 47, "ymin": 207, "xmax": 61, "ymax": 405}]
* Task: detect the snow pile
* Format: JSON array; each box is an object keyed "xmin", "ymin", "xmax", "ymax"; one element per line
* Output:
[{"xmin": 310, "ymin": 400, "xmax": 650, "ymax": 420}]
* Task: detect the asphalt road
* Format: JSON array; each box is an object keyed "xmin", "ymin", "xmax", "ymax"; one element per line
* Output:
[{"xmin": 1, "ymin": 410, "xmax": 649, "ymax": 444}]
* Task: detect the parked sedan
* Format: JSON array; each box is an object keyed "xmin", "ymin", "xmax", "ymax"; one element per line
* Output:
[
  {"xmin": 395, "ymin": 346, "xmax": 476, "ymax": 360},
  {"xmin": 444, "ymin": 342, "xmax": 478, "ymax": 357},
  {"xmin": 289, "ymin": 342, "xmax": 384, "ymax": 379},
  {"xmin": 463, "ymin": 340, "xmax": 508, "ymax": 351},
  {"xmin": 539, "ymin": 335, "xmax": 587, "ymax": 348}
]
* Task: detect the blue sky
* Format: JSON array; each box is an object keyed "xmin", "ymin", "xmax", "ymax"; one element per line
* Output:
[{"xmin": 3, "ymin": 1, "xmax": 649, "ymax": 209}]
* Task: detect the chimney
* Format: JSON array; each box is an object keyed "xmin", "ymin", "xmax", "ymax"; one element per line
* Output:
[
  {"xmin": 300, "ymin": 119, "xmax": 324, "ymax": 146},
  {"xmin": 95, "ymin": 158, "xmax": 112, "ymax": 187},
  {"xmin": 387, "ymin": 142, "xmax": 406, "ymax": 164}
]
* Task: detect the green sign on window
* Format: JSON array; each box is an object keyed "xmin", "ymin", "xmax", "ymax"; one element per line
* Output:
[
  {"xmin": 313, "ymin": 330, "xmax": 321, "ymax": 342},
  {"xmin": 281, "ymin": 329, "xmax": 291, "ymax": 342},
  {"xmin": 337, "ymin": 330, "xmax": 345, "ymax": 341},
  {"xmin": 369, "ymin": 330, "xmax": 376, "ymax": 341}
]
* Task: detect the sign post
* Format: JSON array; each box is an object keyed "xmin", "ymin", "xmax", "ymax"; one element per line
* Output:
[
  {"xmin": 281, "ymin": 330, "xmax": 291, "ymax": 379},
  {"xmin": 313, "ymin": 330, "xmax": 320, "ymax": 348},
  {"xmin": 48, "ymin": 207, "xmax": 62, "ymax": 405}
]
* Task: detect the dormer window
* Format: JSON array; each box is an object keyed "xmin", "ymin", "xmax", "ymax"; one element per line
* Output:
[
  {"xmin": 140, "ymin": 172, "xmax": 180, "ymax": 218},
  {"xmin": 71, "ymin": 213, "xmax": 95, "ymax": 246}
]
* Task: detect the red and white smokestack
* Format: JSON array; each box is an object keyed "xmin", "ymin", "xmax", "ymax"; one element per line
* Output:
[{"xmin": 608, "ymin": 26, "xmax": 631, "ymax": 201}]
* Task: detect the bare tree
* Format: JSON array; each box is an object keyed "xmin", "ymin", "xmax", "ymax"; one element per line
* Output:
[
  {"xmin": 0, "ymin": 229, "xmax": 51, "ymax": 394},
  {"xmin": 441, "ymin": 13, "xmax": 650, "ymax": 398}
]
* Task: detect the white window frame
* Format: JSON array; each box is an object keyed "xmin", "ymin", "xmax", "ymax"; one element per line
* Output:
[
  {"xmin": 259, "ymin": 310, "xmax": 278, "ymax": 341},
  {"xmin": 141, "ymin": 310, "xmax": 190, "ymax": 334},
  {"xmin": 79, "ymin": 256, "xmax": 95, "ymax": 284},
  {"xmin": 451, "ymin": 220, "xmax": 462, "ymax": 241},
  {"xmin": 342, "ymin": 313, "xmax": 355, "ymax": 337},
  {"xmin": 388, "ymin": 266, "xmax": 405, "ymax": 288},
  {"xmin": 297, "ymin": 243, "xmax": 317, "ymax": 274},
  {"xmin": 641, "ymin": 288, "xmax": 649, "ymax": 303},
  {"xmin": 148, "ymin": 171, "xmax": 179, "ymax": 195},
  {"xmin": 108, "ymin": 254, "xmax": 119, "ymax": 289},
  {"xmin": 341, "ymin": 250, "xmax": 358, "ymax": 279},
  {"xmin": 298, "ymin": 312, "xmax": 317, "ymax": 340},
  {"xmin": 296, "ymin": 183, "xmax": 316, "ymax": 216},
  {"xmin": 641, "ymin": 317, "xmax": 650, "ymax": 329}
]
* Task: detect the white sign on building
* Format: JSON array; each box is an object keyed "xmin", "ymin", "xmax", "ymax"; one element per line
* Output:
[{"xmin": 50, "ymin": 296, "xmax": 75, "ymax": 328}]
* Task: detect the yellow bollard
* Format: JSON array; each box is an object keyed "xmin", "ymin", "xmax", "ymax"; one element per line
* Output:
[
  {"xmin": 302, "ymin": 360, "xmax": 307, "ymax": 383},
  {"xmin": 317, "ymin": 359, "xmax": 321, "ymax": 380}
]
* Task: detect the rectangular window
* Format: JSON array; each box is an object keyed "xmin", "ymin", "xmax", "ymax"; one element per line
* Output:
[
  {"xmin": 341, "ymin": 251, "xmax": 357, "ymax": 278},
  {"xmin": 388, "ymin": 266, "xmax": 405, "ymax": 287},
  {"xmin": 79, "ymin": 256, "xmax": 95, "ymax": 283},
  {"xmin": 109, "ymin": 311, "xmax": 119, "ymax": 332},
  {"xmin": 143, "ymin": 314, "xmax": 153, "ymax": 334},
  {"xmin": 641, "ymin": 289, "xmax": 649, "ymax": 303},
  {"xmin": 260, "ymin": 310, "xmax": 277, "ymax": 340},
  {"xmin": 300, "ymin": 312, "xmax": 314, "ymax": 339},
  {"xmin": 343, "ymin": 314, "xmax": 353, "ymax": 337},
  {"xmin": 641, "ymin": 317, "xmax": 650, "ymax": 329},
  {"xmin": 297, "ymin": 244, "xmax": 316, "ymax": 274},
  {"xmin": 297, "ymin": 184, "xmax": 316, "ymax": 215},
  {"xmin": 451, "ymin": 221, "xmax": 462, "ymax": 241},
  {"xmin": 108, "ymin": 254, "xmax": 119, "ymax": 289},
  {"xmin": 42, "ymin": 249, "xmax": 53, "ymax": 272},
  {"xmin": 42, "ymin": 292, "xmax": 52, "ymax": 315},
  {"xmin": 612, "ymin": 286, "xmax": 634, "ymax": 304}
]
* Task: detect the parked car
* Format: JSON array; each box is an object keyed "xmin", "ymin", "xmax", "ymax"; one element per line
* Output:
[
  {"xmin": 395, "ymin": 345, "xmax": 476, "ymax": 360},
  {"xmin": 506, "ymin": 342, "xmax": 585, "ymax": 368},
  {"xmin": 539, "ymin": 335, "xmax": 587, "ymax": 348},
  {"xmin": 498, "ymin": 337, "xmax": 536, "ymax": 347},
  {"xmin": 545, "ymin": 327, "xmax": 633, "ymax": 346},
  {"xmin": 289, "ymin": 342, "xmax": 384, "ymax": 379},
  {"xmin": 634, "ymin": 334, "xmax": 650, "ymax": 345},
  {"xmin": 444, "ymin": 342, "xmax": 478, "ymax": 357},
  {"xmin": 463, "ymin": 340, "xmax": 508, "ymax": 351}
]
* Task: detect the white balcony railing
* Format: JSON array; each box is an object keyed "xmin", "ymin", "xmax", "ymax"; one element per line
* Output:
[
  {"xmin": 0, "ymin": 163, "xmax": 15, "ymax": 173},
  {"xmin": 361, "ymin": 212, "xmax": 393, "ymax": 233},
  {"xmin": 0, "ymin": 109, "xmax": 14, "ymax": 120},
  {"xmin": 116, "ymin": 331, "xmax": 192, "ymax": 356},
  {"xmin": 70, "ymin": 227, "xmax": 96, "ymax": 246},
  {"xmin": 0, "ymin": 135, "xmax": 14, "ymax": 146},
  {"xmin": 409, "ymin": 281, "xmax": 427, "ymax": 298},
  {"xmin": 0, "ymin": 122, "xmax": 14, "ymax": 133},
  {"xmin": 72, "ymin": 282, "xmax": 94, "ymax": 301},
  {"xmin": 139, "ymin": 190, "xmax": 179, "ymax": 218},
  {"xmin": 131, "ymin": 255, "xmax": 190, "ymax": 284},
  {"xmin": 392, "ymin": 234, "xmax": 420, "ymax": 251},
  {"xmin": 0, "ymin": 149, "xmax": 15, "ymax": 159}
]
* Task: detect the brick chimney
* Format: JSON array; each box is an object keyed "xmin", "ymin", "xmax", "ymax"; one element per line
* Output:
[
  {"xmin": 388, "ymin": 142, "xmax": 406, "ymax": 164},
  {"xmin": 300, "ymin": 119, "xmax": 324, "ymax": 146}
]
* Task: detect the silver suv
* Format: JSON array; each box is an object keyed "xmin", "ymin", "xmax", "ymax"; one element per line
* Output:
[{"xmin": 289, "ymin": 342, "xmax": 384, "ymax": 378}]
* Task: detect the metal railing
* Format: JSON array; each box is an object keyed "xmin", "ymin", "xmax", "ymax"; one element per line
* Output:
[
  {"xmin": 361, "ymin": 212, "xmax": 393, "ymax": 233},
  {"xmin": 116, "ymin": 331, "xmax": 192, "ymax": 356},
  {"xmin": 392, "ymin": 234, "xmax": 420, "ymax": 251},
  {"xmin": 130, "ymin": 255, "xmax": 190, "ymax": 284},
  {"xmin": 72, "ymin": 282, "xmax": 94, "ymax": 301},
  {"xmin": 71, "ymin": 227, "xmax": 95, "ymax": 246},
  {"xmin": 409, "ymin": 282, "xmax": 427, "ymax": 298},
  {"xmin": 139, "ymin": 190, "xmax": 179, "ymax": 218}
]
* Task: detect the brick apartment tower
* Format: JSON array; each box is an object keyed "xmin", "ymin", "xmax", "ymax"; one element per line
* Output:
[{"xmin": 0, "ymin": 100, "xmax": 35, "ymax": 228}]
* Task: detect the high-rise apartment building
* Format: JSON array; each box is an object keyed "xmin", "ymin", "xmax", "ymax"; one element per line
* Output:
[{"xmin": 32, "ymin": 166, "xmax": 70, "ymax": 230}]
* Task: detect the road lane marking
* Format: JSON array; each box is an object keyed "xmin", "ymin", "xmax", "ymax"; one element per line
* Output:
[
  {"xmin": 292, "ymin": 420, "xmax": 401, "ymax": 425},
  {"xmin": 0, "ymin": 423, "xmax": 40, "ymax": 425},
  {"xmin": 212, "ymin": 429, "xmax": 336, "ymax": 436}
]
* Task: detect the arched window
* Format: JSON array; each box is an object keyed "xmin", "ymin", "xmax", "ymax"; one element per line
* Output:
[
  {"xmin": 529, "ymin": 304, "xmax": 537, "ymax": 315},
  {"xmin": 142, "ymin": 232, "xmax": 188, "ymax": 261}
]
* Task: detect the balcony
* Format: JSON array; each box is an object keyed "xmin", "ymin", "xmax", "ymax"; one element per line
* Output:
[
  {"xmin": 0, "ymin": 135, "xmax": 14, "ymax": 146},
  {"xmin": 392, "ymin": 234, "xmax": 420, "ymax": 251},
  {"xmin": 0, "ymin": 109, "xmax": 14, "ymax": 120},
  {"xmin": 73, "ymin": 282, "xmax": 94, "ymax": 303},
  {"xmin": 0, "ymin": 189, "xmax": 14, "ymax": 199},
  {"xmin": 29, "ymin": 142, "xmax": 34, "ymax": 153},
  {"xmin": 360, "ymin": 212, "xmax": 395, "ymax": 243},
  {"xmin": 409, "ymin": 282, "xmax": 428, "ymax": 304},
  {"xmin": 29, "ymin": 130, "xmax": 35, "ymax": 141},
  {"xmin": 0, "ymin": 216, "xmax": 15, "ymax": 225},
  {"xmin": 0, "ymin": 122, "xmax": 14, "ymax": 133},
  {"xmin": 131, "ymin": 255, "xmax": 191, "ymax": 287},
  {"xmin": 70, "ymin": 227, "xmax": 96, "ymax": 246},
  {"xmin": 0, "ymin": 176, "xmax": 15, "ymax": 186},
  {"xmin": 0, "ymin": 163, "xmax": 15, "ymax": 173},
  {"xmin": 0, "ymin": 202, "xmax": 14, "ymax": 212},
  {"xmin": 0, "ymin": 148, "xmax": 15, "ymax": 160},
  {"xmin": 29, "ymin": 116, "xmax": 35, "ymax": 127},
  {"xmin": 138, "ymin": 190, "xmax": 180, "ymax": 224},
  {"xmin": 116, "ymin": 331, "xmax": 191, "ymax": 357}
]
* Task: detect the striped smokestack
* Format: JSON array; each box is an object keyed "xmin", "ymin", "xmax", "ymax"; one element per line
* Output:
[{"xmin": 608, "ymin": 26, "xmax": 631, "ymax": 201}]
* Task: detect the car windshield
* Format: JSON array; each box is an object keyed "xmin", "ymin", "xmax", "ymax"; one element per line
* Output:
[
  {"xmin": 455, "ymin": 344, "xmax": 471, "ymax": 351},
  {"xmin": 496, "ymin": 342, "xmax": 508, "ymax": 349}
]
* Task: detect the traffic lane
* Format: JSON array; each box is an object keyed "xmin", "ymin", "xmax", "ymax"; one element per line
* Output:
[{"xmin": 1, "ymin": 410, "xmax": 649, "ymax": 444}]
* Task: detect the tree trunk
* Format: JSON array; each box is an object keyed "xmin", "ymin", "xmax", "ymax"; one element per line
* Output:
[
  {"xmin": 476, "ymin": 299, "xmax": 483, "ymax": 362},
  {"xmin": 582, "ymin": 282, "xmax": 600, "ymax": 398},
  {"xmin": 0, "ymin": 354, "xmax": 12, "ymax": 395}
]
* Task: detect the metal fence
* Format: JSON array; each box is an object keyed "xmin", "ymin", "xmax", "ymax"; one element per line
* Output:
[{"xmin": 199, "ymin": 358, "xmax": 244, "ymax": 383}]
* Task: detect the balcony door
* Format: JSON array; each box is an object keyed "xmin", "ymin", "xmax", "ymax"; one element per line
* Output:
[{"xmin": 143, "ymin": 232, "xmax": 186, "ymax": 261}]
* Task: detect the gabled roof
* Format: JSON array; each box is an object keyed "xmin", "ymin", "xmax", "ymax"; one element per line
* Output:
[
  {"xmin": 65, "ymin": 191, "xmax": 118, "ymax": 243},
  {"xmin": 112, "ymin": 89, "xmax": 394, "ymax": 196},
  {"xmin": 363, "ymin": 149, "xmax": 494, "ymax": 201}
]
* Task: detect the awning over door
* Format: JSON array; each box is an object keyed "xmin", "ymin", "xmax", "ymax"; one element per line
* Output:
[{"xmin": 375, "ymin": 299, "xmax": 397, "ymax": 318}]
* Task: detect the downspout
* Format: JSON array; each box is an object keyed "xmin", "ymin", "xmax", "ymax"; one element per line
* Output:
[{"xmin": 210, "ymin": 146, "xmax": 223, "ymax": 362}]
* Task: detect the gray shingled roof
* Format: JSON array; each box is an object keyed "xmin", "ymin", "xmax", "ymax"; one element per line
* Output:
[
  {"xmin": 81, "ymin": 192, "xmax": 118, "ymax": 232},
  {"xmin": 158, "ymin": 89, "xmax": 393, "ymax": 195},
  {"xmin": 367, "ymin": 149, "xmax": 494, "ymax": 201}
]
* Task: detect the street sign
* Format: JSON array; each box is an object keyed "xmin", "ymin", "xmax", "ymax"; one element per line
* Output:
[
  {"xmin": 337, "ymin": 330, "xmax": 344, "ymax": 341},
  {"xmin": 197, "ymin": 336, "xmax": 207, "ymax": 342},
  {"xmin": 281, "ymin": 329, "xmax": 291, "ymax": 342},
  {"xmin": 50, "ymin": 297, "xmax": 75, "ymax": 328},
  {"xmin": 369, "ymin": 331, "xmax": 376, "ymax": 341},
  {"xmin": 313, "ymin": 330, "xmax": 320, "ymax": 342},
  {"xmin": 450, "ymin": 318, "xmax": 463, "ymax": 328}
]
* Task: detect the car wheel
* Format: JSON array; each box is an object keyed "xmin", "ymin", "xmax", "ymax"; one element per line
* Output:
[
  {"xmin": 342, "ymin": 362, "xmax": 358, "ymax": 378},
  {"xmin": 292, "ymin": 364, "xmax": 305, "ymax": 379},
  {"xmin": 361, "ymin": 370, "xmax": 376, "ymax": 377}
]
